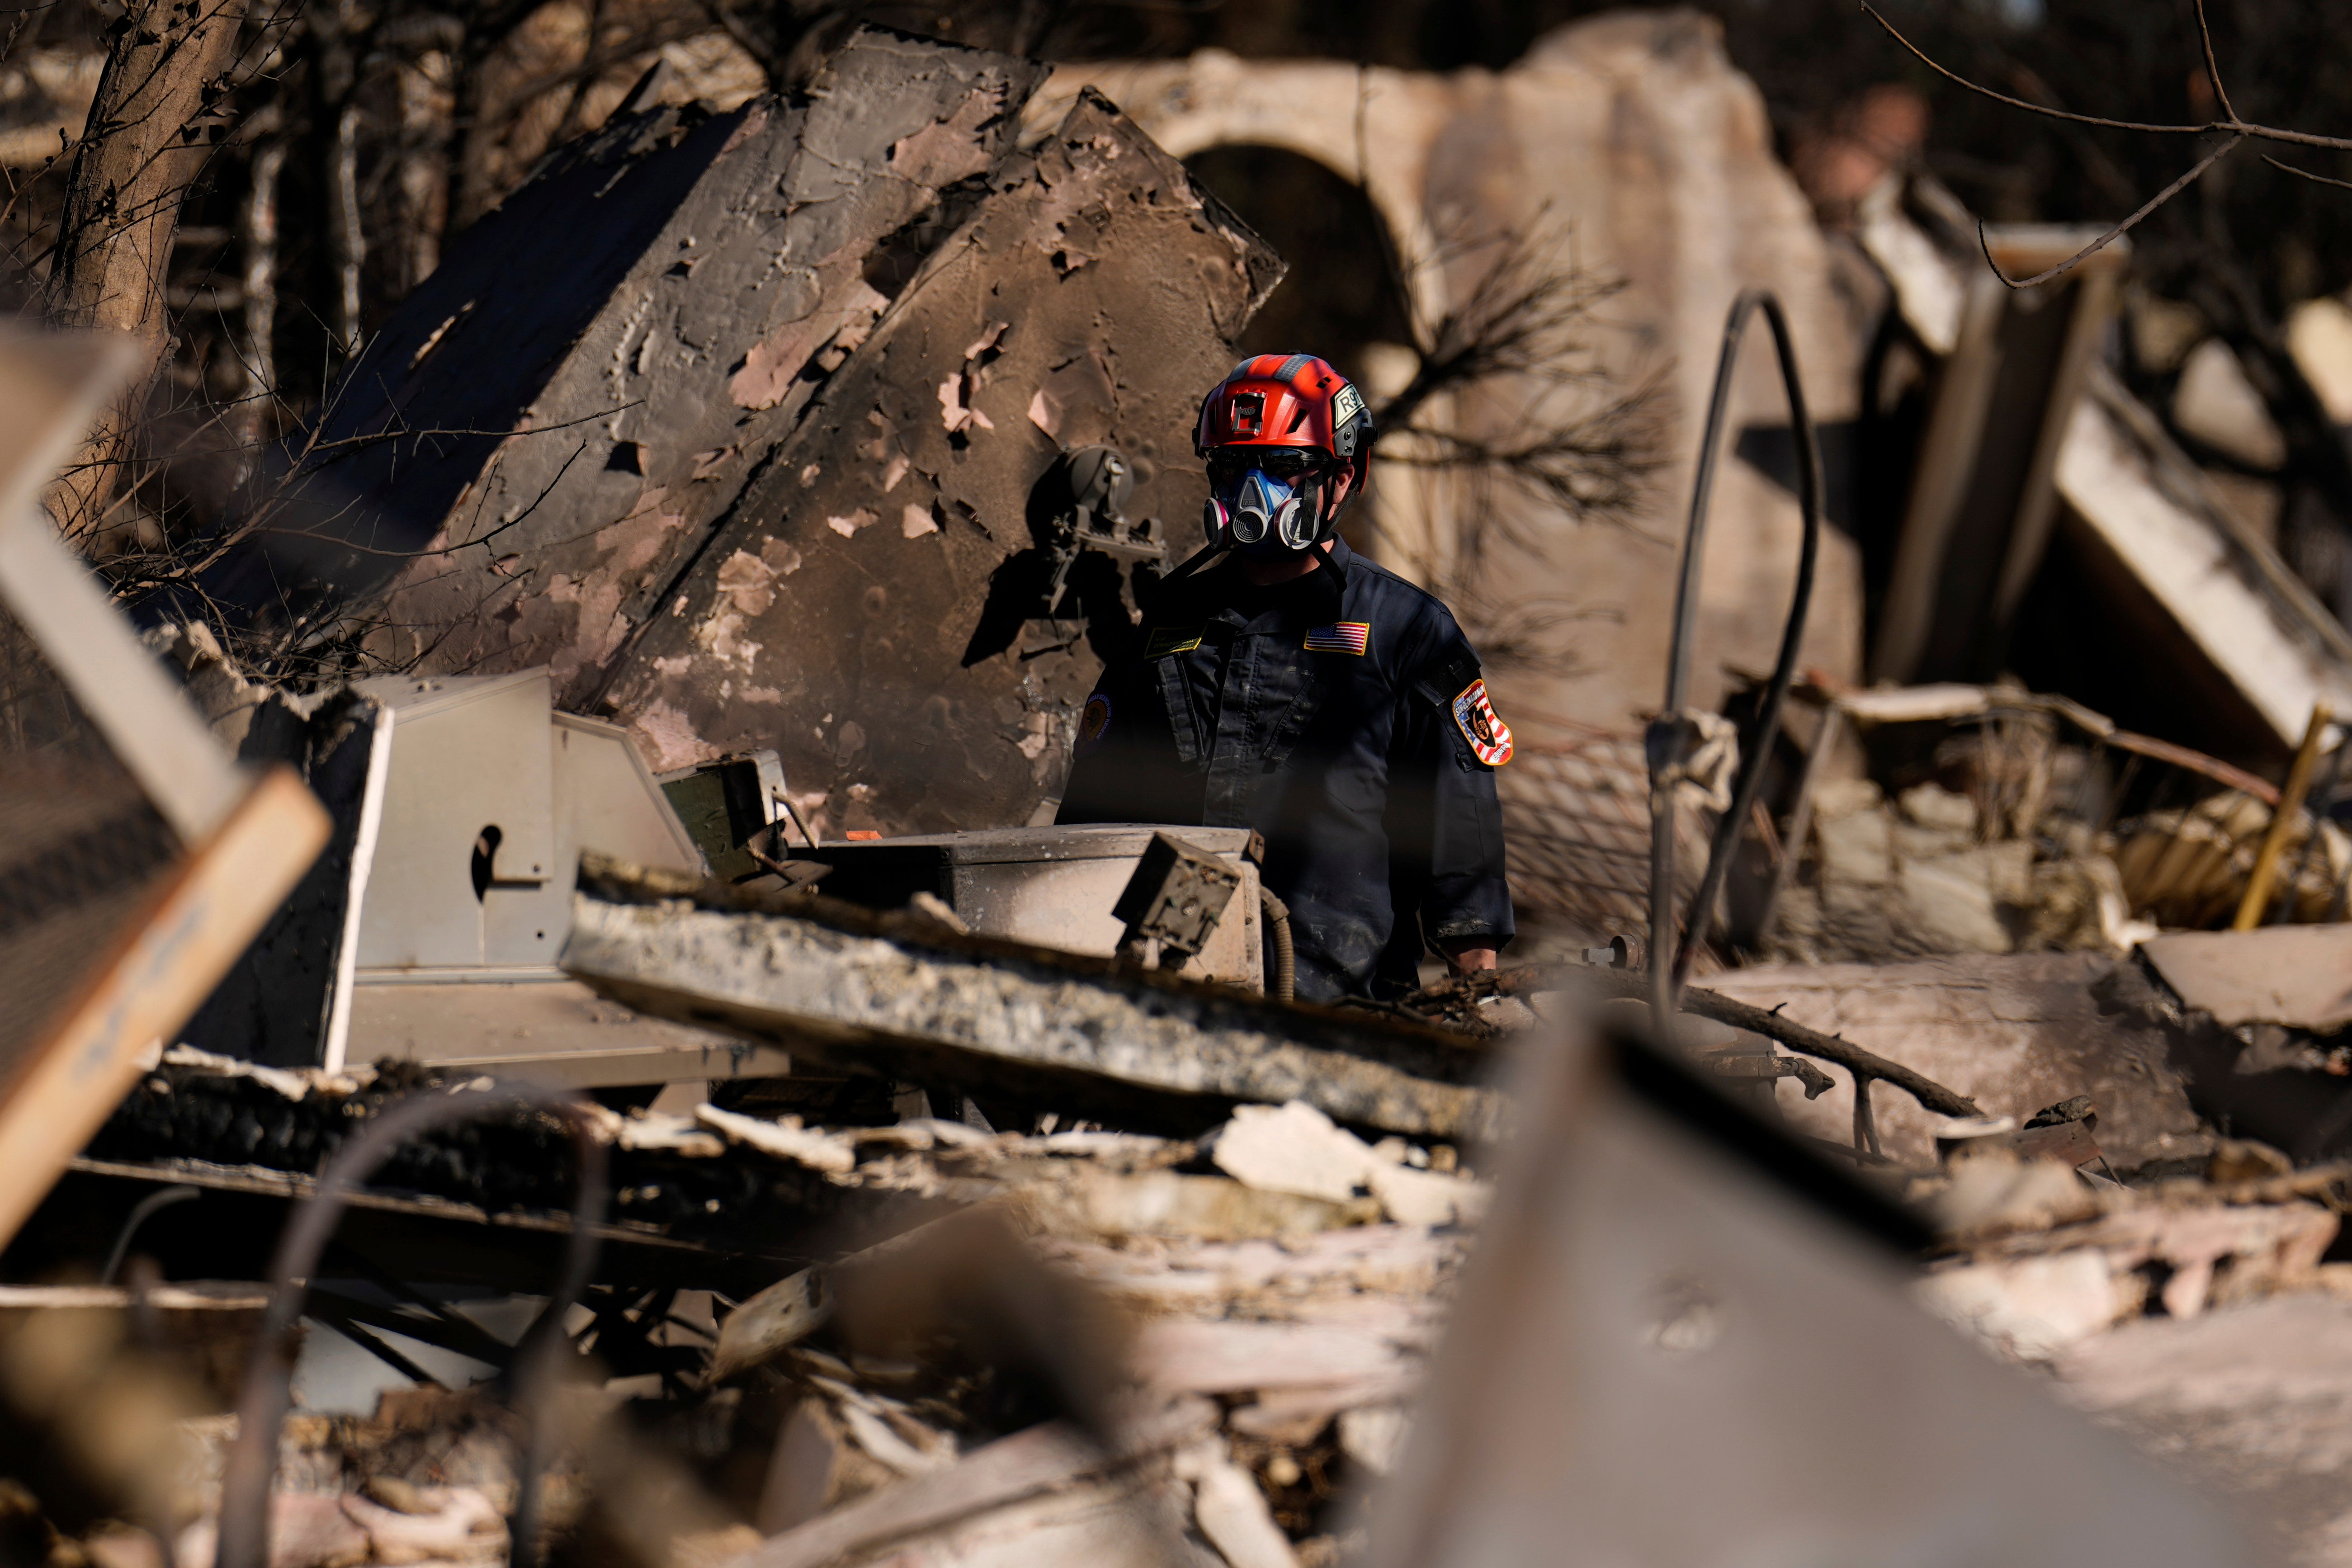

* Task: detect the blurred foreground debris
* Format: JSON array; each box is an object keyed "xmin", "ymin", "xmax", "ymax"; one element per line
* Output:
[{"xmin": 0, "ymin": 326, "xmax": 331, "ymax": 1251}]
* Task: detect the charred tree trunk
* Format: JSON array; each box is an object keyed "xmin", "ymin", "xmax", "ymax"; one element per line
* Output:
[
  {"xmin": 238, "ymin": 138, "xmax": 284, "ymax": 452},
  {"xmin": 312, "ymin": 0, "xmax": 366, "ymax": 360},
  {"xmin": 42, "ymin": 0, "xmax": 248, "ymax": 544}
]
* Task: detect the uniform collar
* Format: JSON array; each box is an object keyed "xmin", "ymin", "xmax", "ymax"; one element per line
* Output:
[{"xmin": 1157, "ymin": 540, "xmax": 1349, "ymax": 621}]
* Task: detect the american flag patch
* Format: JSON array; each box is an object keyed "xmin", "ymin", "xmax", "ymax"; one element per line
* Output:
[{"xmin": 1304, "ymin": 622, "xmax": 1371, "ymax": 655}]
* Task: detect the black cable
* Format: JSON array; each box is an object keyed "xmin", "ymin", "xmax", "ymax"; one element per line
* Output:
[
  {"xmin": 216, "ymin": 1085, "xmax": 608, "ymax": 1568},
  {"xmin": 1648, "ymin": 289, "xmax": 1825, "ymax": 1022},
  {"xmin": 99, "ymin": 1184, "xmax": 200, "ymax": 1285}
]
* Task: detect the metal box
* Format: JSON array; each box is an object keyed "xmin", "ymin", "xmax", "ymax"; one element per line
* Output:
[
  {"xmin": 196, "ymin": 668, "xmax": 790, "ymax": 1087},
  {"xmin": 805, "ymin": 825, "xmax": 1264, "ymax": 990}
]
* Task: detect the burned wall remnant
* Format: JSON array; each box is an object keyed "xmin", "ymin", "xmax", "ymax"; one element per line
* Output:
[
  {"xmin": 248, "ymin": 31, "xmax": 1278, "ymax": 837},
  {"xmin": 1039, "ymin": 9, "xmax": 1869, "ymax": 740}
]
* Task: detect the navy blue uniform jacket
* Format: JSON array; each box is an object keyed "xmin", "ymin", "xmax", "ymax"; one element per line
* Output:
[{"xmin": 1057, "ymin": 539, "xmax": 1514, "ymax": 1001}]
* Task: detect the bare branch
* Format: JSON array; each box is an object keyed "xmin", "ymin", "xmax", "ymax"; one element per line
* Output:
[
  {"xmin": 1861, "ymin": 2, "xmax": 2222, "ymax": 137},
  {"xmin": 1861, "ymin": 1, "xmax": 2352, "ymax": 154},
  {"xmin": 1982, "ymin": 132, "xmax": 2243, "ymax": 289},
  {"xmin": 2260, "ymin": 152, "xmax": 2352, "ymax": 194},
  {"xmin": 2192, "ymin": 0, "xmax": 2237, "ymax": 126}
]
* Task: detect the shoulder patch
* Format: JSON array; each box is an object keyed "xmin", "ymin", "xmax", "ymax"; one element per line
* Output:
[
  {"xmin": 1076, "ymin": 692, "xmax": 1114, "ymax": 756},
  {"xmin": 1304, "ymin": 621, "xmax": 1371, "ymax": 655},
  {"xmin": 1145, "ymin": 624, "xmax": 1205, "ymax": 659},
  {"xmin": 1450, "ymin": 678, "xmax": 1513, "ymax": 766}
]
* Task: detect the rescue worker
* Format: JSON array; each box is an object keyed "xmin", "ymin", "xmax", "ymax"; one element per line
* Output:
[{"xmin": 1057, "ymin": 353, "xmax": 1514, "ymax": 1002}]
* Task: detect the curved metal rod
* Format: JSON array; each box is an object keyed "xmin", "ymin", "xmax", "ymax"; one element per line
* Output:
[
  {"xmin": 1648, "ymin": 289, "xmax": 1825, "ymax": 1023},
  {"xmin": 217, "ymin": 1086, "xmax": 609, "ymax": 1568}
]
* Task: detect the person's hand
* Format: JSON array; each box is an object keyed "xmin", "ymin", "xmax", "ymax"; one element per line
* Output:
[{"xmin": 1439, "ymin": 940, "xmax": 1497, "ymax": 974}]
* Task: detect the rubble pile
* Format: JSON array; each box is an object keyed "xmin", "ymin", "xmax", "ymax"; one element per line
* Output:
[
  {"xmin": 1745, "ymin": 683, "xmax": 2350, "ymax": 966},
  {"xmin": 1913, "ymin": 1143, "xmax": 2352, "ymax": 1562},
  {"xmin": 14, "ymin": 10, "xmax": 2352, "ymax": 1568},
  {"xmin": 1771, "ymin": 774, "xmax": 2144, "ymax": 962},
  {"xmin": 1917, "ymin": 1131, "xmax": 2346, "ymax": 1359},
  {"xmin": 44, "ymin": 1044, "xmax": 1486, "ymax": 1568}
]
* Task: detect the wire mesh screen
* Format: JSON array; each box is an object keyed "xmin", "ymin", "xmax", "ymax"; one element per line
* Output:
[
  {"xmin": 1497, "ymin": 734, "xmax": 1719, "ymax": 956},
  {"xmin": 0, "ymin": 597, "xmax": 182, "ymax": 1073}
]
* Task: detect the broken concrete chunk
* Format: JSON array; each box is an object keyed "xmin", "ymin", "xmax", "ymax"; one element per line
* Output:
[
  {"xmin": 1930, "ymin": 1153, "xmax": 2100, "ymax": 1241},
  {"xmin": 1918, "ymin": 1251, "xmax": 2131, "ymax": 1361},
  {"xmin": 1814, "ymin": 806, "xmax": 1893, "ymax": 885},
  {"xmin": 1206, "ymin": 1101, "xmax": 1486, "ymax": 1224},
  {"xmin": 1811, "ymin": 777, "xmax": 1884, "ymax": 820},
  {"xmin": 566, "ymin": 866, "xmax": 1499, "ymax": 1142},
  {"xmin": 1897, "ymin": 851, "xmax": 2016, "ymax": 954},
  {"xmin": 1898, "ymin": 781, "xmax": 1978, "ymax": 834},
  {"xmin": 1134, "ymin": 1320, "xmax": 1404, "ymax": 1397},
  {"xmin": 1335, "ymin": 1405, "xmax": 1408, "ymax": 1477},
  {"xmin": 1184, "ymin": 1449, "xmax": 1299, "ymax": 1568},
  {"xmin": 2141, "ymin": 925, "xmax": 2352, "ymax": 1030},
  {"xmin": 1208, "ymin": 1101, "xmax": 1375, "ymax": 1205},
  {"xmin": 1362, "ymin": 1162, "xmax": 1487, "ymax": 1228}
]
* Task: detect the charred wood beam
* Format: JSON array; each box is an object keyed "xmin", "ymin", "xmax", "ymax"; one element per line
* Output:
[
  {"xmin": 10, "ymin": 1157, "xmax": 805, "ymax": 1298},
  {"xmin": 562, "ymin": 855, "xmax": 1501, "ymax": 1143}
]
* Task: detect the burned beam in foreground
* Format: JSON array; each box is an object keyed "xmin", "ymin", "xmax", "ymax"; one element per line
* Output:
[{"xmin": 561, "ymin": 855, "xmax": 1500, "ymax": 1141}]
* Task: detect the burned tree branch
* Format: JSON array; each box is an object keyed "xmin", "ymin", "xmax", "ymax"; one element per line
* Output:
[{"xmin": 1400, "ymin": 963, "xmax": 1984, "ymax": 1120}]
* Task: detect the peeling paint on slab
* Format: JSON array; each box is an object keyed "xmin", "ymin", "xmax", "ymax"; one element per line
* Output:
[
  {"xmin": 254, "ymin": 30, "xmax": 1050, "ymax": 694},
  {"xmin": 601, "ymin": 88, "xmax": 1282, "ymax": 836}
]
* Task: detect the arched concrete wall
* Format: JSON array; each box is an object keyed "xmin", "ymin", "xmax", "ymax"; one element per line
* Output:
[{"xmin": 1037, "ymin": 8, "xmax": 1866, "ymax": 740}]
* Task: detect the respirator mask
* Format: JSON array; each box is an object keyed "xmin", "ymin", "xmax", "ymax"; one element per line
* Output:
[{"xmin": 1204, "ymin": 447, "xmax": 1327, "ymax": 557}]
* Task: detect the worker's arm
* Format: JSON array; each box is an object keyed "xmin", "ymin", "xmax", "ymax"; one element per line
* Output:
[{"xmin": 1403, "ymin": 638, "xmax": 1516, "ymax": 968}]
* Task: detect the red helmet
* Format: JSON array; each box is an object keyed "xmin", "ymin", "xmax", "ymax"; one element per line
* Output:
[{"xmin": 1194, "ymin": 354, "xmax": 1373, "ymax": 552}]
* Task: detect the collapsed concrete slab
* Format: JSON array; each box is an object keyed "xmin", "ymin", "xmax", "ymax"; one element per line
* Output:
[
  {"xmin": 243, "ymin": 31, "xmax": 1279, "ymax": 837},
  {"xmin": 600, "ymin": 88, "xmax": 1280, "ymax": 831},
  {"xmin": 561, "ymin": 854, "xmax": 1500, "ymax": 1141}
]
